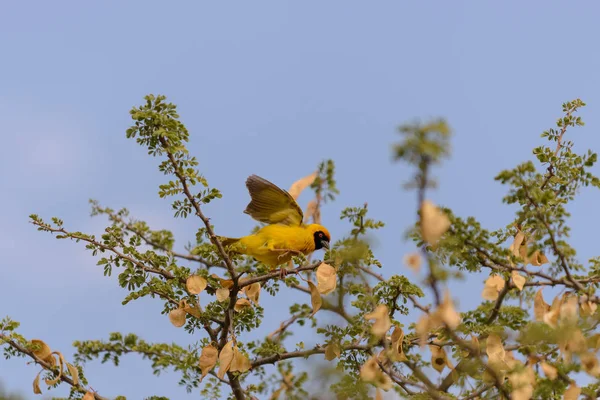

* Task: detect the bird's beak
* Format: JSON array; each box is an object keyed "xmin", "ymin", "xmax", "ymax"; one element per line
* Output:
[{"xmin": 321, "ymin": 240, "xmax": 330, "ymax": 250}]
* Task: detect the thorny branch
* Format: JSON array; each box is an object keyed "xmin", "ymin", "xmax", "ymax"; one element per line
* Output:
[
  {"xmin": 94, "ymin": 204, "xmax": 218, "ymax": 267},
  {"xmin": 31, "ymin": 222, "xmax": 175, "ymax": 281},
  {"xmin": 0, "ymin": 334, "xmax": 107, "ymax": 400},
  {"xmin": 157, "ymin": 137, "xmax": 245, "ymax": 400},
  {"xmin": 414, "ymin": 153, "xmax": 514, "ymax": 399},
  {"xmin": 158, "ymin": 137, "xmax": 235, "ymax": 276},
  {"xmin": 251, "ymin": 344, "xmax": 369, "ymax": 368},
  {"xmin": 540, "ymin": 105, "xmax": 576, "ymax": 191},
  {"xmin": 15, "ymin": 98, "xmax": 597, "ymax": 399},
  {"xmin": 239, "ymin": 261, "xmax": 323, "ymax": 288},
  {"xmin": 486, "ymin": 280, "xmax": 512, "ymax": 325}
]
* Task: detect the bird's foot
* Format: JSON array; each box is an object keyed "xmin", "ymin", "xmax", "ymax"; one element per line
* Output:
[{"xmin": 278, "ymin": 267, "xmax": 290, "ymax": 280}]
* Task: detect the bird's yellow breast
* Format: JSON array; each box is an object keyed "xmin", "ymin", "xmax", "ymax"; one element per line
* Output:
[{"xmin": 237, "ymin": 224, "xmax": 316, "ymax": 267}]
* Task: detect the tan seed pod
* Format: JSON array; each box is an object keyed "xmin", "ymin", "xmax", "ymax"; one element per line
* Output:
[
  {"xmin": 186, "ymin": 275, "xmax": 208, "ymax": 294},
  {"xmin": 169, "ymin": 308, "xmax": 186, "ymax": 327},
  {"xmin": 308, "ymin": 281, "xmax": 322, "ymax": 316},
  {"xmin": 198, "ymin": 345, "xmax": 218, "ymax": 382},
  {"xmin": 30, "ymin": 339, "xmax": 52, "ymax": 360},
  {"xmin": 216, "ymin": 288, "xmax": 230, "ymax": 302},
  {"xmin": 234, "ymin": 298, "xmax": 252, "ymax": 312}
]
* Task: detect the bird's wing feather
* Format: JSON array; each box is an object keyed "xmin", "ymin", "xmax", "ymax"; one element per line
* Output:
[{"xmin": 244, "ymin": 175, "xmax": 304, "ymax": 226}]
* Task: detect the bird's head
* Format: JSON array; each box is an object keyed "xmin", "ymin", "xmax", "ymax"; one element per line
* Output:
[{"xmin": 307, "ymin": 224, "xmax": 331, "ymax": 250}]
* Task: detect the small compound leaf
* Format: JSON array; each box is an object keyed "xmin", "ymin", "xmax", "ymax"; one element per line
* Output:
[
  {"xmin": 169, "ymin": 308, "xmax": 186, "ymax": 327},
  {"xmin": 308, "ymin": 281, "xmax": 322, "ymax": 316},
  {"xmin": 316, "ymin": 263, "xmax": 337, "ymax": 295},
  {"xmin": 199, "ymin": 344, "xmax": 218, "ymax": 382},
  {"xmin": 186, "ymin": 275, "xmax": 208, "ymax": 294}
]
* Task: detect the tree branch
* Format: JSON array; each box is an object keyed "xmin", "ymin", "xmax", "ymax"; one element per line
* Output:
[
  {"xmin": 251, "ymin": 344, "xmax": 369, "ymax": 368},
  {"xmin": 32, "ymin": 223, "xmax": 175, "ymax": 281},
  {"xmin": 96, "ymin": 205, "xmax": 218, "ymax": 267},
  {"xmin": 158, "ymin": 137, "xmax": 236, "ymax": 277},
  {"xmin": 239, "ymin": 261, "xmax": 323, "ymax": 288},
  {"xmin": 486, "ymin": 280, "xmax": 511, "ymax": 325},
  {"xmin": 0, "ymin": 334, "xmax": 107, "ymax": 400},
  {"xmin": 157, "ymin": 140, "xmax": 247, "ymax": 399}
]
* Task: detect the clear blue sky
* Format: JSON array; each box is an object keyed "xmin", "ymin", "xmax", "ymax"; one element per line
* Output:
[{"xmin": 2, "ymin": 1, "xmax": 600, "ymax": 399}]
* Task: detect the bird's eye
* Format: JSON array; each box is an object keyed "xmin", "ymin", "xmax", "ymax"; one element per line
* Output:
[{"xmin": 319, "ymin": 232, "xmax": 323, "ymax": 238}]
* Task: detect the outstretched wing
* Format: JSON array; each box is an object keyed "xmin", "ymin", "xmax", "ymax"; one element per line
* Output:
[{"xmin": 243, "ymin": 175, "xmax": 304, "ymax": 226}]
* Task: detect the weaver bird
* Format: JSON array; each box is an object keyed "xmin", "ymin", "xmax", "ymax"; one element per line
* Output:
[{"xmin": 218, "ymin": 175, "xmax": 331, "ymax": 276}]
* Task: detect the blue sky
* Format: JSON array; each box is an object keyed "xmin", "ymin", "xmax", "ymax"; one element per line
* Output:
[{"xmin": 2, "ymin": 1, "xmax": 600, "ymax": 399}]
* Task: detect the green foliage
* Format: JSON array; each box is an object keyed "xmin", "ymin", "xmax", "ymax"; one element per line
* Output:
[
  {"xmin": 312, "ymin": 159, "xmax": 339, "ymax": 203},
  {"xmin": 5, "ymin": 95, "xmax": 600, "ymax": 400},
  {"xmin": 394, "ymin": 118, "xmax": 451, "ymax": 190}
]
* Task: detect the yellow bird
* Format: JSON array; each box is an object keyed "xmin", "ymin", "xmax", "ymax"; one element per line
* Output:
[{"xmin": 218, "ymin": 175, "xmax": 331, "ymax": 274}]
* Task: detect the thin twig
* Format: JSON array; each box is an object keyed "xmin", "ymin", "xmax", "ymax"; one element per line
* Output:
[
  {"xmin": 0, "ymin": 334, "xmax": 108, "ymax": 400},
  {"xmin": 32, "ymin": 223, "xmax": 174, "ymax": 281},
  {"xmin": 251, "ymin": 344, "xmax": 369, "ymax": 368},
  {"xmin": 239, "ymin": 261, "xmax": 323, "ymax": 288},
  {"xmin": 486, "ymin": 280, "xmax": 511, "ymax": 325},
  {"xmin": 99, "ymin": 207, "xmax": 217, "ymax": 267}
]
